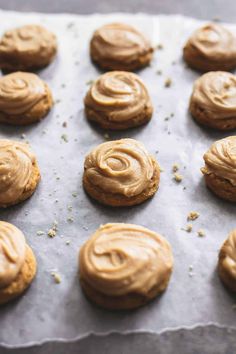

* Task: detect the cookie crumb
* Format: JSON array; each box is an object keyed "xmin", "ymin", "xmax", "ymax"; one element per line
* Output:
[
  {"xmin": 164, "ymin": 78, "xmax": 172, "ymax": 87},
  {"xmin": 187, "ymin": 211, "xmax": 199, "ymax": 221},
  {"xmin": 174, "ymin": 173, "xmax": 183, "ymax": 182},
  {"xmin": 156, "ymin": 43, "xmax": 164, "ymax": 50},
  {"xmin": 185, "ymin": 224, "xmax": 193, "ymax": 232},
  {"xmin": 72, "ymin": 192, "xmax": 77, "ymax": 198},
  {"xmin": 48, "ymin": 221, "xmax": 58, "ymax": 238},
  {"xmin": 36, "ymin": 230, "xmax": 45, "ymax": 236},
  {"xmin": 86, "ymin": 80, "xmax": 94, "ymax": 86},
  {"xmin": 197, "ymin": 229, "xmax": 205, "ymax": 237},
  {"xmin": 62, "ymin": 121, "xmax": 67, "ymax": 127},
  {"xmin": 66, "ymin": 240, "xmax": 70, "ymax": 245},
  {"xmin": 51, "ymin": 272, "xmax": 61, "ymax": 284},
  {"xmin": 61, "ymin": 134, "xmax": 68, "ymax": 143},
  {"xmin": 67, "ymin": 216, "xmax": 74, "ymax": 223},
  {"xmin": 172, "ymin": 163, "xmax": 179, "ymax": 172}
]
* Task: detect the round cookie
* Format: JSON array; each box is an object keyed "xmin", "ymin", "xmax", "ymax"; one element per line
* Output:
[
  {"xmin": 0, "ymin": 24, "xmax": 57, "ymax": 71},
  {"xmin": 218, "ymin": 229, "xmax": 236, "ymax": 292},
  {"xmin": 201, "ymin": 136, "xmax": 236, "ymax": 202},
  {"xmin": 83, "ymin": 138, "xmax": 160, "ymax": 207},
  {"xmin": 0, "ymin": 139, "xmax": 41, "ymax": 208},
  {"xmin": 0, "ymin": 221, "xmax": 37, "ymax": 305},
  {"xmin": 0, "ymin": 72, "xmax": 53, "ymax": 125},
  {"xmin": 90, "ymin": 23, "xmax": 153, "ymax": 71},
  {"xmin": 79, "ymin": 223, "xmax": 173, "ymax": 310},
  {"xmin": 183, "ymin": 23, "xmax": 236, "ymax": 72},
  {"xmin": 190, "ymin": 71, "xmax": 236, "ymax": 130},
  {"xmin": 84, "ymin": 71, "xmax": 153, "ymax": 130}
]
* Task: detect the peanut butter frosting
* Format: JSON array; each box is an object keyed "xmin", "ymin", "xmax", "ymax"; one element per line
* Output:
[
  {"xmin": 0, "ymin": 221, "xmax": 26, "ymax": 289},
  {"xmin": 85, "ymin": 71, "xmax": 152, "ymax": 122},
  {"xmin": 0, "ymin": 72, "xmax": 47, "ymax": 115},
  {"xmin": 202, "ymin": 136, "xmax": 236, "ymax": 186},
  {"xmin": 185, "ymin": 23, "xmax": 236, "ymax": 61},
  {"xmin": 84, "ymin": 138, "xmax": 155, "ymax": 197},
  {"xmin": 220, "ymin": 229, "xmax": 236, "ymax": 281},
  {"xmin": 0, "ymin": 140, "xmax": 37, "ymax": 205},
  {"xmin": 91, "ymin": 23, "xmax": 152, "ymax": 63},
  {"xmin": 79, "ymin": 223, "xmax": 173, "ymax": 297},
  {"xmin": 191, "ymin": 72, "xmax": 236, "ymax": 120},
  {"xmin": 0, "ymin": 24, "xmax": 57, "ymax": 56}
]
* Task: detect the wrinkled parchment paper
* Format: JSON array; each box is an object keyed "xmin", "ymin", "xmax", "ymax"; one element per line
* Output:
[{"xmin": 0, "ymin": 10, "xmax": 235, "ymax": 350}]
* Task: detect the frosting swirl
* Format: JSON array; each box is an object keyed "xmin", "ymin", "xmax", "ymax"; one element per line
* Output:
[
  {"xmin": 79, "ymin": 223, "xmax": 173, "ymax": 296},
  {"xmin": 191, "ymin": 72, "xmax": 236, "ymax": 120},
  {"xmin": 0, "ymin": 140, "xmax": 37, "ymax": 205},
  {"xmin": 219, "ymin": 229, "xmax": 236, "ymax": 281},
  {"xmin": 185, "ymin": 23, "xmax": 236, "ymax": 61},
  {"xmin": 85, "ymin": 71, "xmax": 152, "ymax": 122},
  {"xmin": 0, "ymin": 221, "xmax": 26, "ymax": 288},
  {"xmin": 84, "ymin": 139, "xmax": 155, "ymax": 197},
  {"xmin": 0, "ymin": 72, "xmax": 47, "ymax": 115},
  {"xmin": 202, "ymin": 136, "xmax": 236, "ymax": 186},
  {"xmin": 91, "ymin": 23, "xmax": 152, "ymax": 63},
  {"xmin": 0, "ymin": 25, "xmax": 57, "ymax": 56}
]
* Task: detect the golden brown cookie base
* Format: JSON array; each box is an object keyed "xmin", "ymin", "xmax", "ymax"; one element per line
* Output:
[
  {"xmin": 0, "ymin": 83, "xmax": 53, "ymax": 126},
  {"xmin": 0, "ymin": 160, "xmax": 41, "ymax": 208},
  {"xmin": 80, "ymin": 272, "xmax": 171, "ymax": 310},
  {"xmin": 0, "ymin": 245, "xmax": 37, "ymax": 305},
  {"xmin": 0, "ymin": 50, "xmax": 57, "ymax": 72},
  {"xmin": 203, "ymin": 173, "xmax": 236, "ymax": 202},
  {"xmin": 183, "ymin": 46, "xmax": 236, "ymax": 72},
  {"xmin": 85, "ymin": 103, "xmax": 153, "ymax": 130},
  {"xmin": 218, "ymin": 240, "xmax": 236, "ymax": 292},
  {"xmin": 190, "ymin": 100, "xmax": 236, "ymax": 131},
  {"xmin": 83, "ymin": 158, "xmax": 160, "ymax": 207},
  {"xmin": 90, "ymin": 49, "xmax": 153, "ymax": 71}
]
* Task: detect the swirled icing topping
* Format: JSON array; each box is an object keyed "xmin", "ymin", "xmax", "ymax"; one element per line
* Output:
[
  {"xmin": 85, "ymin": 71, "xmax": 152, "ymax": 122},
  {"xmin": 0, "ymin": 72, "xmax": 47, "ymax": 115},
  {"xmin": 0, "ymin": 221, "xmax": 26, "ymax": 288},
  {"xmin": 0, "ymin": 24, "xmax": 57, "ymax": 56},
  {"xmin": 202, "ymin": 136, "xmax": 236, "ymax": 186},
  {"xmin": 91, "ymin": 23, "xmax": 152, "ymax": 63},
  {"xmin": 79, "ymin": 223, "xmax": 173, "ymax": 296},
  {"xmin": 185, "ymin": 23, "xmax": 236, "ymax": 60},
  {"xmin": 84, "ymin": 139, "xmax": 155, "ymax": 197},
  {"xmin": 191, "ymin": 72, "xmax": 236, "ymax": 120},
  {"xmin": 220, "ymin": 229, "xmax": 236, "ymax": 280},
  {"xmin": 0, "ymin": 140, "xmax": 37, "ymax": 205}
]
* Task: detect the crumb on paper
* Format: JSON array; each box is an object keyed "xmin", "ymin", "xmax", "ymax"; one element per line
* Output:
[
  {"xmin": 67, "ymin": 216, "xmax": 74, "ymax": 223},
  {"xmin": 172, "ymin": 163, "xmax": 179, "ymax": 172},
  {"xmin": 48, "ymin": 221, "xmax": 58, "ymax": 238},
  {"xmin": 51, "ymin": 272, "xmax": 61, "ymax": 284},
  {"xmin": 188, "ymin": 265, "xmax": 194, "ymax": 277},
  {"xmin": 164, "ymin": 78, "xmax": 172, "ymax": 87},
  {"xmin": 86, "ymin": 79, "xmax": 94, "ymax": 86},
  {"xmin": 156, "ymin": 43, "xmax": 164, "ymax": 50},
  {"xmin": 36, "ymin": 230, "xmax": 45, "ymax": 236},
  {"xmin": 197, "ymin": 229, "xmax": 205, "ymax": 237},
  {"xmin": 61, "ymin": 134, "xmax": 68, "ymax": 143},
  {"xmin": 159, "ymin": 166, "xmax": 165, "ymax": 172},
  {"xmin": 66, "ymin": 240, "xmax": 71, "ymax": 245},
  {"xmin": 67, "ymin": 205, "xmax": 73, "ymax": 212},
  {"xmin": 104, "ymin": 133, "xmax": 110, "ymax": 140},
  {"xmin": 185, "ymin": 224, "xmax": 193, "ymax": 233},
  {"xmin": 72, "ymin": 192, "xmax": 77, "ymax": 198},
  {"xmin": 62, "ymin": 121, "xmax": 67, "ymax": 127},
  {"xmin": 187, "ymin": 211, "xmax": 199, "ymax": 221},
  {"xmin": 174, "ymin": 173, "xmax": 183, "ymax": 182}
]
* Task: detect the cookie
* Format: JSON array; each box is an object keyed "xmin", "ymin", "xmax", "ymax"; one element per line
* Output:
[
  {"xmin": 90, "ymin": 23, "xmax": 153, "ymax": 71},
  {"xmin": 190, "ymin": 71, "xmax": 236, "ymax": 130},
  {"xmin": 84, "ymin": 71, "xmax": 153, "ymax": 130},
  {"xmin": 0, "ymin": 221, "xmax": 37, "ymax": 305},
  {"xmin": 79, "ymin": 223, "xmax": 173, "ymax": 310},
  {"xmin": 183, "ymin": 23, "xmax": 236, "ymax": 72},
  {"xmin": 83, "ymin": 138, "xmax": 160, "ymax": 207},
  {"xmin": 0, "ymin": 25, "xmax": 57, "ymax": 71},
  {"xmin": 218, "ymin": 229, "xmax": 236, "ymax": 292},
  {"xmin": 0, "ymin": 140, "xmax": 41, "ymax": 208},
  {"xmin": 201, "ymin": 136, "xmax": 236, "ymax": 202},
  {"xmin": 0, "ymin": 72, "xmax": 53, "ymax": 125}
]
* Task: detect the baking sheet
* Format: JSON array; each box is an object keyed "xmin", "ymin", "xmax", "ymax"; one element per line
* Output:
[{"xmin": 0, "ymin": 10, "xmax": 235, "ymax": 348}]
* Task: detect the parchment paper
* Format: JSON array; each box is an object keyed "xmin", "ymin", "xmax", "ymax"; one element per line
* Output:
[{"xmin": 0, "ymin": 10, "xmax": 235, "ymax": 349}]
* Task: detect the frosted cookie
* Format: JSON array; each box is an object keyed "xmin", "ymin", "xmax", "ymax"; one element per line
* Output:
[
  {"xmin": 79, "ymin": 223, "xmax": 173, "ymax": 310},
  {"xmin": 83, "ymin": 138, "xmax": 160, "ymax": 207},
  {"xmin": 0, "ymin": 140, "xmax": 40, "ymax": 207},
  {"xmin": 90, "ymin": 23, "xmax": 153, "ymax": 71},
  {"xmin": 84, "ymin": 71, "xmax": 153, "ymax": 130},
  {"xmin": 0, "ymin": 221, "xmax": 37, "ymax": 305},
  {"xmin": 0, "ymin": 72, "xmax": 53, "ymax": 125},
  {"xmin": 183, "ymin": 23, "xmax": 236, "ymax": 72},
  {"xmin": 0, "ymin": 25, "xmax": 57, "ymax": 71},
  {"xmin": 190, "ymin": 71, "xmax": 236, "ymax": 130},
  {"xmin": 218, "ymin": 229, "xmax": 236, "ymax": 292},
  {"xmin": 201, "ymin": 136, "xmax": 236, "ymax": 202}
]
